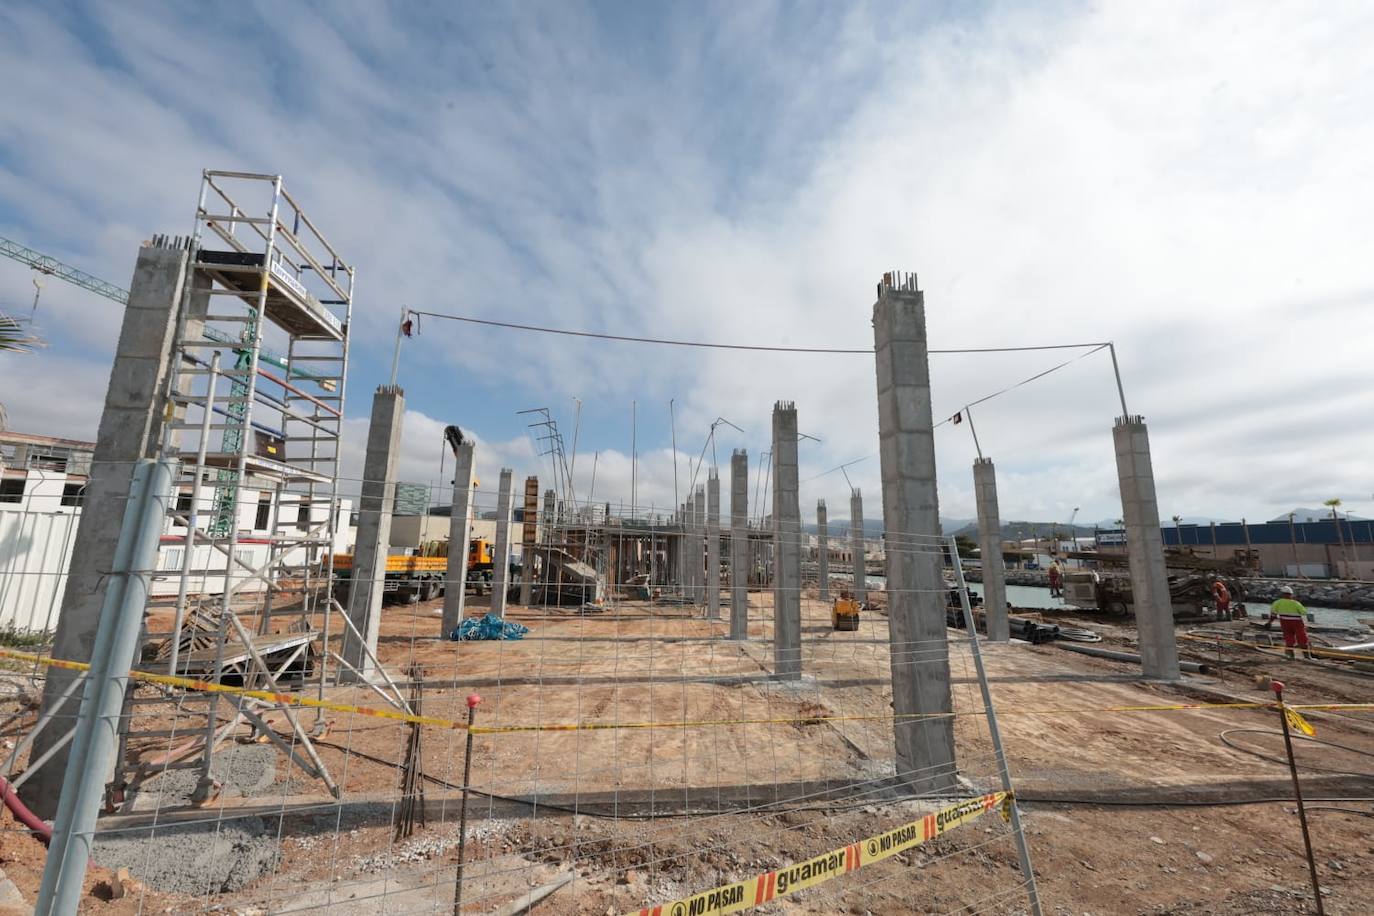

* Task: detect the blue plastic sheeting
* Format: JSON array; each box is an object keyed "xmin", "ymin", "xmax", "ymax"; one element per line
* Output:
[{"xmin": 450, "ymin": 612, "xmax": 529, "ymax": 641}]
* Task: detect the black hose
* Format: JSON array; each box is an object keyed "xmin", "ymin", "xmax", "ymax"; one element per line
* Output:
[{"xmin": 1218, "ymin": 728, "xmax": 1374, "ymax": 778}]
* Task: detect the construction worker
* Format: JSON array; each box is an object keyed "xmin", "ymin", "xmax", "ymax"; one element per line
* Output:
[
  {"xmin": 1047, "ymin": 560, "xmax": 1063, "ymax": 598},
  {"xmin": 1211, "ymin": 577, "xmax": 1232, "ymax": 620},
  {"xmin": 1265, "ymin": 586, "xmax": 1313, "ymax": 659}
]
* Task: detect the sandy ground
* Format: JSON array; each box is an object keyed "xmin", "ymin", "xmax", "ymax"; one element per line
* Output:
[{"xmin": 1, "ymin": 587, "xmax": 1371, "ymax": 914}]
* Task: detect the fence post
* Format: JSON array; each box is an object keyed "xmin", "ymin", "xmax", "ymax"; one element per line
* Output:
[{"xmin": 35, "ymin": 459, "xmax": 174, "ymax": 915}]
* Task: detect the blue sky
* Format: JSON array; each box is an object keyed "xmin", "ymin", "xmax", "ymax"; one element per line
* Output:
[{"xmin": 2, "ymin": 0, "xmax": 1373, "ymax": 524}]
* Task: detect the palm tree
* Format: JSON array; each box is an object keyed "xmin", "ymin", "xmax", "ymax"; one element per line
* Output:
[
  {"xmin": 0, "ymin": 312, "xmax": 39, "ymax": 353},
  {"xmin": 0, "ymin": 311, "xmax": 42, "ymax": 452},
  {"xmin": 1171, "ymin": 514, "xmax": 1184, "ymax": 550},
  {"xmin": 1324, "ymin": 497, "xmax": 1348, "ymax": 578}
]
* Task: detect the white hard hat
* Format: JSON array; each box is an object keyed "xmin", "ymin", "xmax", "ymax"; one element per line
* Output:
[{"xmin": 1280, "ymin": 586, "xmax": 1295, "ymax": 596}]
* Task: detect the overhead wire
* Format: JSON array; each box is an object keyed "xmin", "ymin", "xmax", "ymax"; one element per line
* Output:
[{"xmin": 407, "ymin": 308, "xmax": 1107, "ymax": 356}]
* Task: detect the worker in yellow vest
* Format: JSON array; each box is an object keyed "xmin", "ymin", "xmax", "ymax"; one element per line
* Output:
[{"xmin": 1266, "ymin": 586, "xmax": 1313, "ymax": 659}]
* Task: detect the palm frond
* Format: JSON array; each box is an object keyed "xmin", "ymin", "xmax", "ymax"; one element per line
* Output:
[{"xmin": 0, "ymin": 312, "xmax": 41, "ymax": 353}]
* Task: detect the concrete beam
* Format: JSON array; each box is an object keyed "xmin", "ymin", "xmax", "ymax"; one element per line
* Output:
[
  {"xmin": 490, "ymin": 468, "xmax": 514, "ymax": 618},
  {"xmin": 817, "ymin": 499, "xmax": 830, "ymax": 603},
  {"xmin": 772, "ymin": 402, "xmax": 802, "ymax": 680},
  {"xmin": 973, "ymin": 458, "xmax": 1010, "ymax": 642},
  {"xmin": 30, "ymin": 241, "xmax": 190, "ymax": 817},
  {"xmin": 1113, "ymin": 417, "xmax": 1181, "ymax": 679},
  {"xmin": 342, "ymin": 385, "xmax": 405, "ymax": 681},
  {"xmin": 442, "ymin": 442, "xmax": 476, "ymax": 634},
  {"xmin": 729, "ymin": 450, "xmax": 749, "ymax": 639},
  {"xmin": 707, "ymin": 470, "xmax": 721, "ymax": 619},
  {"xmin": 873, "ymin": 273, "xmax": 957, "ymax": 793}
]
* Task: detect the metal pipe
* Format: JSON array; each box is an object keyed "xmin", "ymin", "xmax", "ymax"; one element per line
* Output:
[
  {"xmin": 949, "ymin": 537, "xmax": 1043, "ymax": 916},
  {"xmin": 171, "ymin": 351, "xmax": 220, "ymax": 676},
  {"xmin": 1052, "ymin": 641, "xmax": 1211, "ymax": 674},
  {"xmin": 36, "ymin": 459, "xmax": 174, "ymax": 915},
  {"xmin": 1107, "ymin": 342, "xmax": 1130, "ymax": 418}
]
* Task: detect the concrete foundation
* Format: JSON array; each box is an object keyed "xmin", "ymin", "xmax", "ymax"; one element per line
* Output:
[
  {"xmin": 817, "ymin": 499, "xmax": 830, "ymax": 602},
  {"xmin": 873, "ymin": 273, "xmax": 956, "ymax": 793},
  {"xmin": 707, "ymin": 471, "xmax": 721, "ymax": 618},
  {"xmin": 490, "ymin": 468, "xmax": 514, "ymax": 618},
  {"xmin": 729, "ymin": 450, "xmax": 748, "ymax": 639},
  {"xmin": 1113, "ymin": 417, "xmax": 1182, "ymax": 679},
  {"xmin": 850, "ymin": 489, "xmax": 866, "ymax": 603},
  {"xmin": 973, "ymin": 458, "xmax": 1009, "ymax": 642},
  {"xmin": 343, "ymin": 386, "xmax": 405, "ymax": 681},
  {"xmin": 442, "ymin": 442, "xmax": 476, "ymax": 634},
  {"xmin": 30, "ymin": 242, "xmax": 192, "ymax": 817},
  {"xmin": 772, "ymin": 402, "xmax": 802, "ymax": 680}
]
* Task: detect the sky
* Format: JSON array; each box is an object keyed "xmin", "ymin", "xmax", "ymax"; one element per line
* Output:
[{"xmin": 1, "ymin": 0, "xmax": 1372, "ymax": 527}]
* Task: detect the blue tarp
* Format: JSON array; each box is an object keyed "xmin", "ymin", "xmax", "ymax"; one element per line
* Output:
[{"xmin": 449, "ymin": 612, "xmax": 529, "ymax": 641}]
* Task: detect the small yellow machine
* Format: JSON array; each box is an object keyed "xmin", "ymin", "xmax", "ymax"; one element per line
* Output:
[{"xmin": 831, "ymin": 594, "xmax": 861, "ymax": 631}]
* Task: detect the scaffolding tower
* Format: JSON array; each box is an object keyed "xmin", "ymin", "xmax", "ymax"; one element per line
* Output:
[{"xmin": 112, "ymin": 171, "xmax": 354, "ymax": 805}]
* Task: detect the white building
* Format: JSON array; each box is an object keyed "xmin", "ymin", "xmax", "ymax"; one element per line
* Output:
[{"xmin": 0, "ymin": 430, "xmax": 352, "ymax": 633}]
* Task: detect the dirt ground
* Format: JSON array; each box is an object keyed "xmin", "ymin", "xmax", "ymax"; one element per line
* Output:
[{"xmin": 1, "ymin": 587, "xmax": 1371, "ymax": 914}]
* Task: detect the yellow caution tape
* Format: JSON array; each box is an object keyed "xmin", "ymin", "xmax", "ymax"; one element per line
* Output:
[
  {"xmin": 3, "ymin": 647, "xmax": 1370, "ymax": 738},
  {"xmin": 0, "ymin": 648, "xmax": 461, "ymax": 731},
  {"xmin": 1284, "ymin": 707, "xmax": 1316, "ymax": 737},
  {"xmin": 626, "ymin": 792, "xmax": 1010, "ymax": 916}
]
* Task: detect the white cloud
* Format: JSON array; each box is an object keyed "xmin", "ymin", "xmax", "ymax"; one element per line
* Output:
[{"xmin": 3, "ymin": 1, "xmax": 1373, "ymax": 531}]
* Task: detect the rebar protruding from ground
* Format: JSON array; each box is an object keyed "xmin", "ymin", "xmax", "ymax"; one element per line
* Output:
[{"xmin": 453, "ymin": 694, "xmax": 482, "ymax": 915}]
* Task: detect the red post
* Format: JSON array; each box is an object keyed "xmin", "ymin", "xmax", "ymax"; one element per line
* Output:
[
  {"xmin": 452, "ymin": 694, "xmax": 482, "ymax": 914},
  {"xmin": 1272, "ymin": 681, "xmax": 1324, "ymax": 915}
]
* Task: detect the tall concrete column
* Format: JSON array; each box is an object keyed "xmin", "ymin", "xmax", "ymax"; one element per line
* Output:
[
  {"xmin": 873, "ymin": 273, "xmax": 956, "ymax": 793},
  {"xmin": 490, "ymin": 468, "xmax": 514, "ymax": 618},
  {"xmin": 729, "ymin": 449, "xmax": 749, "ymax": 639},
  {"xmin": 707, "ymin": 471, "xmax": 721, "ymax": 618},
  {"xmin": 539, "ymin": 488, "xmax": 556, "ymax": 606},
  {"xmin": 850, "ymin": 489, "xmax": 866, "ymax": 603},
  {"xmin": 518, "ymin": 476, "xmax": 539, "ymax": 607},
  {"xmin": 442, "ymin": 442, "xmax": 476, "ymax": 634},
  {"xmin": 342, "ymin": 385, "xmax": 405, "ymax": 681},
  {"xmin": 817, "ymin": 499, "xmax": 830, "ymax": 602},
  {"xmin": 1114, "ymin": 417, "xmax": 1181, "ymax": 679},
  {"xmin": 973, "ymin": 458, "xmax": 1010, "ymax": 642},
  {"xmin": 772, "ymin": 402, "xmax": 802, "ymax": 680},
  {"xmin": 30, "ymin": 241, "xmax": 190, "ymax": 816},
  {"xmin": 695, "ymin": 484, "xmax": 706, "ymax": 605}
]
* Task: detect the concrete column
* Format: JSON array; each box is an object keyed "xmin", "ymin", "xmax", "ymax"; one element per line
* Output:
[
  {"xmin": 519, "ymin": 476, "xmax": 538, "ymax": 606},
  {"xmin": 342, "ymin": 385, "xmax": 405, "ymax": 681},
  {"xmin": 707, "ymin": 471, "xmax": 721, "ymax": 618},
  {"xmin": 729, "ymin": 449, "xmax": 749, "ymax": 639},
  {"xmin": 490, "ymin": 468, "xmax": 514, "ymax": 618},
  {"xmin": 695, "ymin": 484, "xmax": 706, "ymax": 605},
  {"xmin": 1113, "ymin": 417, "xmax": 1181, "ymax": 679},
  {"xmin": 817, "ymin": 499, "xmax": 830, "ymax": 602},
  {"xmin": 850, "ymin": 489, "xmax": 866, "ymax": 603},
  {"xmin": 676, "ymin": 499, "xmax": 687, "ymax": 598},
  {"xmin": 772, "ymin": 402, "xmax": 802, "ymax": 680},
  {"xmin": 441, "ymin": 442, "xmax": 476, "ymax": 634},
  {"xmin": 973, "ymin": 458, "xmax": 1010, "ymax": 642},
  {"xmin": 873, "ymin": 273, "xmax": 956, "ymax": 793},
  {"xmin": 540, "ymin": 488, "xmax": 556, "ymax": 606},
  {"xmin": 30, "ymin": 241, "xmax": 189, "ymax": 817}
]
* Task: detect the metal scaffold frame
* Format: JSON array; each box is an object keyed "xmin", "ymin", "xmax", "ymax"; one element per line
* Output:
[{"xmin": 113, "ymin": 170, "xmax": 355, "ymax": 804}]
